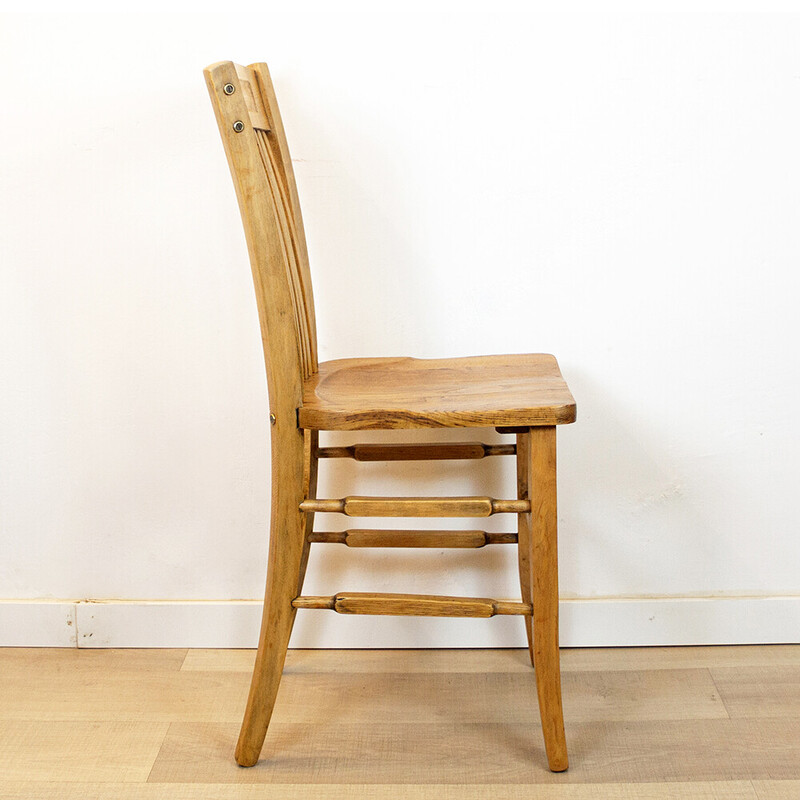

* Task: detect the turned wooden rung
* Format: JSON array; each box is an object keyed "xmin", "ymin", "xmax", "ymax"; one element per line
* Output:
[
  {"xmin": 300, "ymin": 496, "xmax": 530, "ymax": 517},
  {"xmin": 317, "ymin": 442, "xmax": 516, "ymax": 461},
  {"xmin": 292, "ymin": 592, "xmax": 532, "ymax": 617},
  {"xmin": 307, "ymin": 529, "xmax": 518, "ymax": 547}
]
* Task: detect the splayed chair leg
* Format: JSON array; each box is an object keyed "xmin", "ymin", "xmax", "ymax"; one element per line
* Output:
[{"xmin": 235, "ymin": 425, "xmax": 309, "ymax": 767}]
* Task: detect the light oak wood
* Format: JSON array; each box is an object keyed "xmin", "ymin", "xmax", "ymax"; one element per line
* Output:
[
  {"xmin": 0, "ymin": 651, "xmax": 724, "ymax": 726},
  {"xmin": 753, "ymin": 781, "xmax": 800, "ymax": 800},
  {"xmin": 516, "ymin": 431, "xmax": 535, "ymax": 666},
  {"xmin": 710, "ymin": 665, "xmax": 800, "ymax": 718},
  {"xmin": 528, "ymin": 426, "xmax": 568, "ymax": 772},
  {"xmin": 205, "ymin": 60, "xmax": 318, "ymax": 769},
  {"xmin": 262, "ymin": 667, "xmax": 726, "ymax": 725},
  {"xmin": 300, "ymin": 354, "xmax": 576, "ymax": 430},
  {"xmin": 300, "ymin": 496, "xmax": 530, "ymax": 517},
  {"xmin": 0, "ymin": 782, "xmax": 764, "ymax": 800},
  {"xmin": 0, "ymin": 647, "xmax": 188, "ymax": 673},
  {"xmin": 291, "ymin": 593, "xmax": 532, "ymax": 617},
  {"xmin": 151, "ymin": 717, "xmax": 800, "ymax": 785},
  {"xmin": 3, "ymin": 646, "xmax": 800, "ymax": 793},
  {"xmin": 179, "ymin": 644, "xmax": 800, "ymax": 674},
  {"xmin": 0, "ymin": 670, "xmax": 248, "ymax": 723},
  {"xmin": 0, "ymin": 720, "xmax": 168, "ymax": 782},
  {"xmin": 181, "ymin": 647, "xmax": 541, "ymax": 673},
  {"xmin": 205, "ymin": 59, "xmax": 576, "ymax": 772},
  {"xmin": 296, "ymin": 429, "xmax": 319, "ymax": 601},
  {"xmin": 232, "ymin": 63, "xmax": 270, "ymax": 131},
  {"xmin": 307, "ymin": 529, "xmax": 517, "ymax": 547},
  {"xmin": 317, "ymin": 442, "xmax": 516, "ymax": 460}
]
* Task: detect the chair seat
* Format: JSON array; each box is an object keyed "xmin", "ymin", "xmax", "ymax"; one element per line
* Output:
[{"xmin": 299, "ymin": 353, "xmax": 576, "ymax": 430}]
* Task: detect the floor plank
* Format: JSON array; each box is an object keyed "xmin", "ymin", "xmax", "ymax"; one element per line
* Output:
[
  {"xmin": 0, "ymin": 781, "xmax": 761, "ymax": 799},
  {"xmin": 0, "ymin": 669, "xmax": 248, "ymax": 722},
  {"xmin": 148, "ymin": 719, "xmax": 800, "ymax": 784},
  {"xmin": 180, "ymin": 645, "xmax": 800, "ymax": 673},
  {"xmin": 0, "ymin": 647, "xmax": 187, "ymax": 673},
  {"xmin": 268, "ymin": 669, "xmax": 726, "ymax": 723},
  {"xmin": 1, "ymin": 646, "xmax": 798, "ymax": 789},
  {"xmin": 0, "ymin": 665, "xmax": 724, "ymax": 724},
  {"xmin": 181, "ymin": 648, "xmax": 535, "ymax": 673},
  {"xmin": 561, "ymin": 645, "xmax": 800, "ymax": 671},
  {"xmin": 711, "ymin": 665, "xmax": 800, "ymax": 718},
  {"xmin": 752, "ymin": 780, "xmax": 800, "ymax": 799},
  {"xmin": 0, "ymin": 721, "xmax": 168, "ymax": 782}
]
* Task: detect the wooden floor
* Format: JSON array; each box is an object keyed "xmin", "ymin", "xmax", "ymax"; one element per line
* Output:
[{"xmin": 1, "ymin": 646, "xmax": 799, "ymax": 798}]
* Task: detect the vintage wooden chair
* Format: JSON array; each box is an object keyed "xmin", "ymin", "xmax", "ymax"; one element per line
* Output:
[{"xmin": 204, "ymin": 60, "xmax": 576, "ymax": 773}]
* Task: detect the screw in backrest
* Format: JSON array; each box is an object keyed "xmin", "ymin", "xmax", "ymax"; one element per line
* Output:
[
  {"xmin": 232, "ymin": 120, "xmax": 245, "ymax": 133},
  {"xmin": 269, "ymin": 413, "xmax": 277, "ymax": 425},
  {"xmin": 223, "ymin": 83, "xmax": 235, "ymax": 95}
]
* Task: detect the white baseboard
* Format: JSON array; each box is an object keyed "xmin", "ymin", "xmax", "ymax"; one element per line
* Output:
[
  {"xmin": 0, "ymin": 596, "xmax": 798, "ymax": 648},
  {"xmin": 0, "ymin": 601, "xmax": 77, "ymax": 647}
]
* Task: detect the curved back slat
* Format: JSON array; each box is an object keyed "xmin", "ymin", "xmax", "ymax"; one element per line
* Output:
[{"xmin": 204, "ymin": 61, "xmax": 318, "ymax": 427}]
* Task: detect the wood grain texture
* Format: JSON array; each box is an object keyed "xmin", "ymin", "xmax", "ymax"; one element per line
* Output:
[
  {"xmin": 206, "ymin": 61, "xmax": 312, "ymax": 766},
  {"xmin": 232, "ymin": 63, "xmax": 270, "ymax": 131},
  {"xmin": 710, "ymin": 665, "xmax": 800, "ymax": 718},
  {"xmin": 0, "ymin": 653, "xmax": 723, "ymax": 725},
  {"xmin": 204, "ymin": 61, "xmax": 312, "ymax": 410},
  {"xmin": 753, "ymin": 781, "xmax": 800, "ymax": 799},
  {"xmin": 179, "ymin": 645, "xmax": 800, "ymax": 674},
  {"xmin": 263, "ymin": 668, "xmax": 725, "ymax": 724},
  {"xmin": 248, "ymin": 62, "xmax": 318, "ymax": 373},
  {"xmin": 292, "ymin": 593, "xmax": 532, "ymax": 618},
  {"xmin": 0, "ymin": 669, "xmax": 248, "ymax": 722},
  {"xmin": 528, "ymin": 426, "xmax": 568, "ymax": 771},
  {"xmin": 0, "ymin": 648, "xmax": 187, "ymax": 674},
  {"xmin": 0, "ymin": 721, "xmax": 168, "ymax": 782},
  {"xmin": 301, "ymin": 496, "xmax": 529, "ymax": 517},
  {"xmin": 307, "ymin": 529, "xmax": 517, "ymax": 547},
  {"xmin": 299, "ymin": 354, "xmax": 576, "ymax": 430},
  {"xmin": 149, "ymin": 718, "xmax": 800, "ymax": 784},
  {"xmin": 232, "ymin": 415, "xmax": 306, "ymax": 766},
  {"xmin": 516, "ymin": 431, "xmax": 535, "ymax": 666},
  {"xmin": 296, "ymin": 430, "xmax": 319, "ymax": 601},
  {"xmin": 2, "ymin": 646, "xmax": 799, "ymax": 791},
  {"xmin": 180, "ymin": 648, "xmax": 540, "ymax": 673},
  {"xmin": 206, "ymin": 61, "xmax": 325, "ymax": 769},
  {"xmin": 206, "ymin": 58, "xmax": 577, "ymax": 772},
  {"xmin": 317, "ymin": 442, "xmax": 516, "ymax": 460},
  {"xmin": 0, "ymin": 782, "xmax": 764, "ymax": 800},
  {"xmin": 233, "ymin": 416, "xmax": 307, "ymax": 766}
]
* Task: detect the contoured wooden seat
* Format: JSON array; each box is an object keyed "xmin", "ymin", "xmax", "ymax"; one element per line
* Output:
[
  {"xmin": 205, "ymin": 60, "xmax": 576, "ymax": 773},
  {"xmin": 301, "ymin": 354, "xmax": 575, "ymax": 430}
]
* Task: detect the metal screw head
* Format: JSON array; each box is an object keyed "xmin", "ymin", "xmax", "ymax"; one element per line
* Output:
[
  {"xmin": 269, "ymin": 413, "xmax": 277, "ymax": 425},
  {"xmin": 232, "ymin": 120, "xmax": 245, "ymax": 133},
  {"xmin": 223, "ymin": 83, "xmax": 235, "ymax": 95}
]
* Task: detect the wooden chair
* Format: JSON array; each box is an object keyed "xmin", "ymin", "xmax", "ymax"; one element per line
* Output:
[{"xmin": 204, "ymin": 60, "xmax": 576, "ymax": 773}]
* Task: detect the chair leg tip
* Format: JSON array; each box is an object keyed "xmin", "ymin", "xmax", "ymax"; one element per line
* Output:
[
  {"xmin": 235, "ymin": 744, "xmax": 260, "ymax": 767},
  {"xmin": 548, "ymin": 756, "xmax": 569, "ymax": 772}
]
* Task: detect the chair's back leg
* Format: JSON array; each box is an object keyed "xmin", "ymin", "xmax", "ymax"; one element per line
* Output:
[
  {"xmin": 296, "ymin": 430, "xmax": 319, "ymax": 596},
  {"xmin": 235, "ymin": 424, "xmax": 308, "ymax": 767},
  {"xmin": 527, "ymin": 426, "xmax": 569, "ymax": 772},
  {"xmin": 515, "ymin": 431, "xmax": 535, "ymax": 667}
]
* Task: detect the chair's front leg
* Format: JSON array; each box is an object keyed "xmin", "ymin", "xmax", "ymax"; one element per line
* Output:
[
  {"xmin": 235, "ymin": 423, "xmax": 308, "ymax": 767},
  {"xmin": 528, "ymin": 425, "xmax": 569, "ymax": 772}
]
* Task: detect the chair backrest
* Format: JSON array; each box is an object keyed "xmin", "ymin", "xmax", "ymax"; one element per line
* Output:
[{"xmin": 204, "ymin": 61, "xmax": 317, "ymax": 426}]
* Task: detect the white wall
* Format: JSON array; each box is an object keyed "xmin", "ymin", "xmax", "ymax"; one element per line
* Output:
[{"xmin": 2, "ymin": 10, "xmax": 799, "ymax": 647}]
